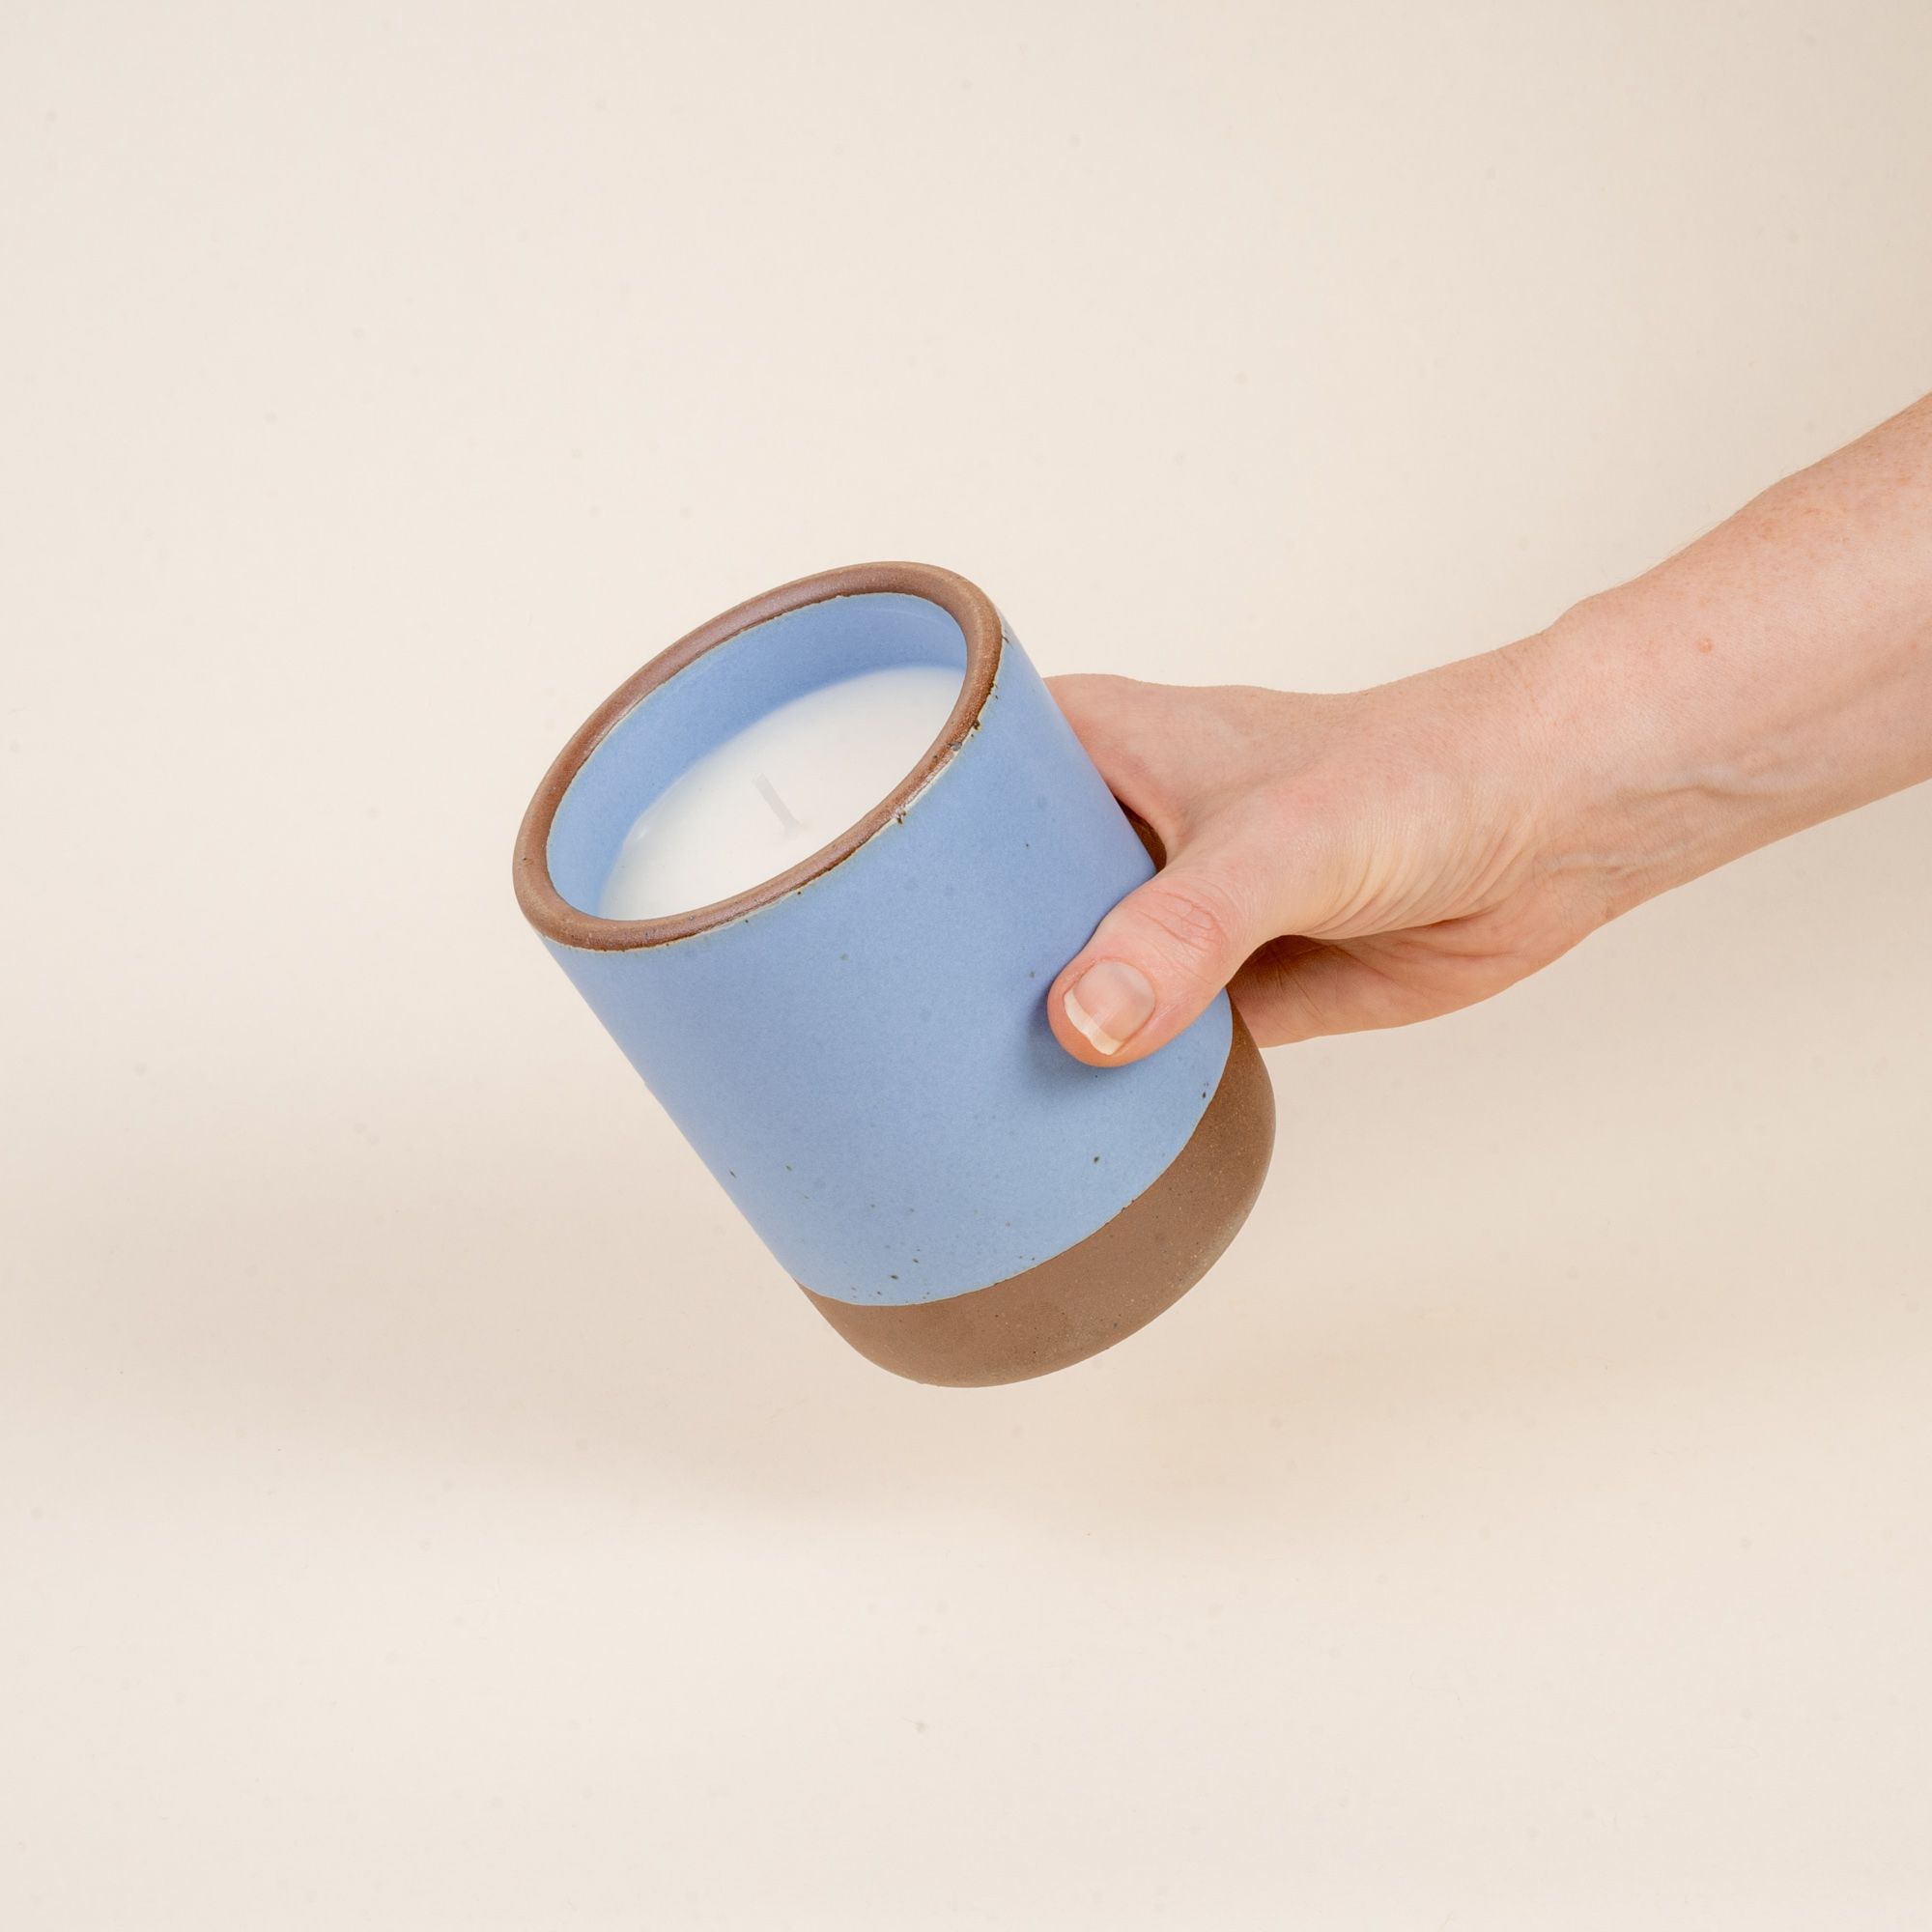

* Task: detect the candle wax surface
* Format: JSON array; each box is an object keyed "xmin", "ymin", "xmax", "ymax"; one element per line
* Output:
[{"xmin": 598, "ymin": 664, "xmax": 964, "ymax": 921}]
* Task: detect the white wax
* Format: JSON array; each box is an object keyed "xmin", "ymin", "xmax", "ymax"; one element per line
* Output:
[{"xmin": 598, "ymin": 664, "xmax": 964, "ymax": 920}]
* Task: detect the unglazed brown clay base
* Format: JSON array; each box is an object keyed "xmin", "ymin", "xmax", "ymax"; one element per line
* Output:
[{"xmin": 802, "ymin": 1013, "xmax": 1274, "ymax": 1386}]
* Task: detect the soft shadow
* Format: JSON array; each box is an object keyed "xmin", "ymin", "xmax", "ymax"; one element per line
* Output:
[{"xmin": 17, "ymin": 1105, "xmax": 1842, "ymax": 1548}]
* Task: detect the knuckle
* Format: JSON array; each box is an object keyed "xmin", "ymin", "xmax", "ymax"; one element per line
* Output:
[{"xmin": 1130, "ymin": 876, "xmax": 1240, "ymax": 966}]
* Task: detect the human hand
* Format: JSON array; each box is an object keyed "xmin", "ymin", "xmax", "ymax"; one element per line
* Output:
[
  {"xmin": 1045, "ymin": 392, "xmax": 1932, "ymax": 1068},
  {"xmin": 1044, "ymin": 648, "xmax": 1604, "ymax": 1065}
]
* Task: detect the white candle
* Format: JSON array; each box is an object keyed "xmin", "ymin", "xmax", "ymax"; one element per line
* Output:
[{"xmin": 599, "ymin": 664, "xmax": 964, "ymax": 920}]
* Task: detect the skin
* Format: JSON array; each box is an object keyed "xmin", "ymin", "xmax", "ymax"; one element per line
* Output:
[{"xmin": 1047, "ymin": 393, "xmax": 1932, "ymax": 1066}]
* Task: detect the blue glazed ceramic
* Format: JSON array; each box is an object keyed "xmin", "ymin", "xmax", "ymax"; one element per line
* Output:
[{"xmin": 514, "ymin": 563, "xmax": 1272, "ymax": 1384}]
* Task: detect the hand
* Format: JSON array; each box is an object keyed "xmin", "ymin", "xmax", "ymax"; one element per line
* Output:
[
  {"xmin": 1044, "ymin": 649, "xmax": 1605, "ymax": 1065},
  {"xmin": 1043, "ymin": 392, "xmax": 1932, "ymax": 1069}
]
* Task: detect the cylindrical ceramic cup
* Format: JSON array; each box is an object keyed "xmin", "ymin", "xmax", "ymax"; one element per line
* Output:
[{"xmin": 513, "ymin": 562, "xmax": 1273, "ymax": 1385}]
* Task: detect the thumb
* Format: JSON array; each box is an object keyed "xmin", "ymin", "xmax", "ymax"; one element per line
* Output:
[{"xmin": 1048, "ymin": 843, "xmax": 1268, "ymax": 1067}]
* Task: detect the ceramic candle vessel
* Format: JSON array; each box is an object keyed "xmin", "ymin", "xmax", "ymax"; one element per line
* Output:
[{"xmin": 513, "ymin": 562, "xmax": 1274, "ymax": 1386}]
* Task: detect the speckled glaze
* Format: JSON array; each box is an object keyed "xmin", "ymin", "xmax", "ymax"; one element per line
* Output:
[{"xmin": 514, "ymin": 563, "xmax": 1274, "ymax": 1384}]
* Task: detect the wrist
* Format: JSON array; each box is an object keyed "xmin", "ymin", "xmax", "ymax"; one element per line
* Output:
[
  {"xmin": 1509, "ymin": 409, "xmax": 1932, "ymax": 923},
  {"xmin": 1501, "ymin": 590, "xmax": 1744, "ymax": 923}
]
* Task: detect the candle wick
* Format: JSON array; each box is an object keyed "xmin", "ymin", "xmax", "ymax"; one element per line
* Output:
[{"xmin": 754, "ymin": 773, "xmax": 804, "ymax": 835}]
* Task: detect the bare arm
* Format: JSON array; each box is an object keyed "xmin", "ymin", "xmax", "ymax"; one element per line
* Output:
[{"xmin": 1048, "ymin": 395, "xmax": 1932, "ymax": 1065}]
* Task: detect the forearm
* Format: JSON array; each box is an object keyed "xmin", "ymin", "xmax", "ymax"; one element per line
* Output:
[
  {"xmin": 1514, "ymin": 394, "xmax": 1932, "ymax": 917},
  {"xmin": 1045, "ymin": 394, "xmax": 1932, "ymax": 1061}
]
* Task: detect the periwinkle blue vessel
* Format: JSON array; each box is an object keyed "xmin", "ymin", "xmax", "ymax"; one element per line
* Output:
[{"xmin": 514, "ymin": 562, "xmax": 1272, "ymax": 1384}]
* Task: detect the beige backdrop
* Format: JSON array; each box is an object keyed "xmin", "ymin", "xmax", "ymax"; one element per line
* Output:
[{"xmin": 5, "ymin": 3, "xmax": 1930, "ymax": 1927}]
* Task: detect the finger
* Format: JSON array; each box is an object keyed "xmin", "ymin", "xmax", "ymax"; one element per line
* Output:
[
  {"xmin": 1230, "ymin": 942, "xmax": 1420, "ymax": 1045},
  {"xmin": 1231, "ymin": 934, "xmax": 1495, "ymax": 1045},
  {"xmin": 1048, "ymin": 837, "xmax": 1273, "ymax": 1067}
]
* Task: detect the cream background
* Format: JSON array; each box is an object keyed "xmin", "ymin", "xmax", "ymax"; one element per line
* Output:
[{"xmin": 5, "ymin": 3, "xmax": 1930, "ymax": 1926}]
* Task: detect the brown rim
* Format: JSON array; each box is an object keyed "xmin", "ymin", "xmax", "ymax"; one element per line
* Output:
[{"xmin": 512, "ymin": 561, "xmax": 1003, "ymax": 952}]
